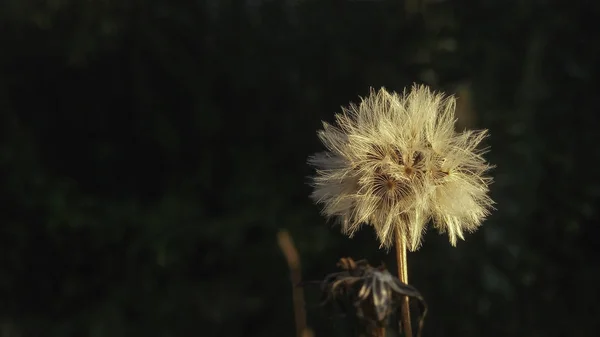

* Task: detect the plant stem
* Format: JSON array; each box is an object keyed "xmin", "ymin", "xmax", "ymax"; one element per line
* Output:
[
  {"xmin": 277, "ymin": 230, "xmax": 307, "ymax": 337},
  {"xmin": 395, "ymin": 228, "xmax": 412, "ymax": 337}
]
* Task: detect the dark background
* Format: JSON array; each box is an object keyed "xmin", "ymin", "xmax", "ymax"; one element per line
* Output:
[{"xmin": 1, "ymin": 1, "xmax": 599, "ymax": 337}]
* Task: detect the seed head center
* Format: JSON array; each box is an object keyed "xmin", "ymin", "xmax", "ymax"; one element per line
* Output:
[{"xmin": 385, "ymin": 178, "xmax": 396, "ymax": 190}]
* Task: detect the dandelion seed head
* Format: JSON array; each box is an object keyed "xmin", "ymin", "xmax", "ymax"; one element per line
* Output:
[{"xmin": 308, "ymin": 84, "xmax": 494, "ymax": 251}]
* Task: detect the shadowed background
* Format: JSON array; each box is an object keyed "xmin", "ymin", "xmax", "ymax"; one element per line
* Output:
[{"xmin": 1, "ymin": 1, "xmax": 599, "ymax": 337}]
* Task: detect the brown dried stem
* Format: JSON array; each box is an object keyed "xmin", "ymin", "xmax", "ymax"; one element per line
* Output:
[
  {"xmin": 277, "ymin": 230, "xmax": 309, "ymax": 337},
  {"xmin": 374, "ymin": 326, "xmax": 386, "ymax": 337}
]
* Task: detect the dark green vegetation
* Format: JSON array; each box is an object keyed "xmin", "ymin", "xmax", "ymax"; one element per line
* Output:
[{"xmin": 1, "ymin": 1, "xmax": 599, "ymax": 337}]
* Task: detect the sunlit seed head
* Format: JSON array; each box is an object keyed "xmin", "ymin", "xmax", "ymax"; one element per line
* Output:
[{"xmin": 308, "ymin": 84, "xmax": 494, "ymax": 251}]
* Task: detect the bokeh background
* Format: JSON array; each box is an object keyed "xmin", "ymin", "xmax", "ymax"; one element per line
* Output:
[{"xmin": 1, "ymin": 1, "xmax": 599, "ymax": 337}]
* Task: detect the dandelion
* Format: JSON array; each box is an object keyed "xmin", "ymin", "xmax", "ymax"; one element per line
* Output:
[
  {"xmin": 309, "ymin": 84, "xmax": 493, "ymax": 337},
  {"xmin": 309, "ymin": 84, "xmax": 493, "ymax": 252}
]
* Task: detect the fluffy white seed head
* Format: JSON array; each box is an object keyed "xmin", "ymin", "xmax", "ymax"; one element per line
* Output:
[{"xmin": 309, "ymin": 85, "xmax": 494, "ymax": 251}]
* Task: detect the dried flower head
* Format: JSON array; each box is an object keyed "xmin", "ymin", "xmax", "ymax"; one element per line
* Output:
[
  {"xmin": 321, "ymin": 257, "xmax": 426, "ymax": 329},
  {"xmin": 309, "ymin": 85, "xmax": 494, "ymax": 251}
]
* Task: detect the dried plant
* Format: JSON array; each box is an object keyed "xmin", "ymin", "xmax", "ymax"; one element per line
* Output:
[
  {"xmin": 308, "ymin": 84, "xmax": 494, "ymax": 337},
  {"xmin": 308, "ymin": 84, "xmax": 494, "ymax": 251},
  {"xmin": 320, "ymin": 257, "xmax": 427, "ymax": 337},
  {"xmin": 277, "ymin": 230, "xmax": 310, "ymax": 337}
]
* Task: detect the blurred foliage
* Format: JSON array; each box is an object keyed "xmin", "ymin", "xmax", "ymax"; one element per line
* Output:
[{"xmin": 1, "ymin": 0, "xmax": 599, "ymax": 337}]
